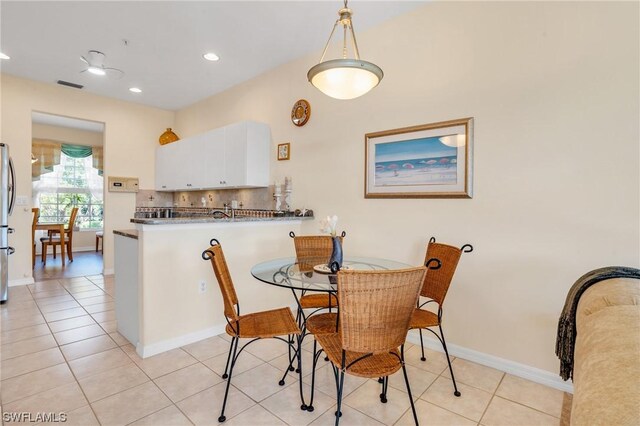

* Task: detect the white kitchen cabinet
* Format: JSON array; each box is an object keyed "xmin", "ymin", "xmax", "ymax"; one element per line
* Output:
[
  {"xmin": 155, "ymin": 142, "xmax": 177, "ymax": 191},
  {"xmin": 155, "ymin": 121, "xmax": 270, "ymax": 191}
]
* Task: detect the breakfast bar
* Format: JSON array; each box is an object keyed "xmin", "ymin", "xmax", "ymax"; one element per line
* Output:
[{"xmin": 114, "ymin": 215, "xmax": 313, "ymax": 358}]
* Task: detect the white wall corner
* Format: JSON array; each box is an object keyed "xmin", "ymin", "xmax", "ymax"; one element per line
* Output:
[{"xmin": 103, "ymin": 268, "xmax": 115, "ymax": 276}]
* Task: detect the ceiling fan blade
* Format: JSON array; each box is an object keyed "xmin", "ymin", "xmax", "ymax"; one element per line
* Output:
[
  {"xmin": 104, "ymin": 67, "xmax": 124, "ymax": 80},
  {"xmin": 80, "ymin": 56, "xmax": 89, "ymax": 65}
]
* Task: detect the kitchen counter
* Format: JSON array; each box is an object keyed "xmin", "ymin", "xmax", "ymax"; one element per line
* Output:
[
  {"xmin": 130, "ymin": 215, "xmax": 314, "ymax": 225},
  {"xmin": 113, "ymin": 229, "xmax": 139, "ymax": 239},
  {"xmin": 115, "ymin": 214, "xmax": 309, "ymax": 358}
]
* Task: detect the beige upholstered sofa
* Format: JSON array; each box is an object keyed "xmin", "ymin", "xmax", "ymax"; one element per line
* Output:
[{"xmin": 571, "ymin": 278, "xmax": 640, "ymax": 425}]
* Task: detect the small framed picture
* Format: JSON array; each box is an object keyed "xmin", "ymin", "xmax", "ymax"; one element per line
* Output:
[{"xmin": 277, "ymin": 143, "xmax": 290, "ymax": 161}]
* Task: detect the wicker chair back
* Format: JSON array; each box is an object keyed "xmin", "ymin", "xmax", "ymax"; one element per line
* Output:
[
  {"xmin": 338, "ymin": 267, "xmax": 425, "ymax": 354},
  {"xmin": 205, "ymin": 243, "xmax": 240, "ymax": 321},
  {"xmin": 421, "ymin": 242, "xmax": 463, "ymax": 305},
  {"xmin": 293, "ymin": 235, "xmax": 342, "ymax": 272}
]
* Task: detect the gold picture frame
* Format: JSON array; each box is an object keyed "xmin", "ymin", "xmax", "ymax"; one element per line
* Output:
[
  {"xmin": 277, "ymin": 143, "xmax": 291, "ymax": 161},
  {"xmin": 365, "ymin": 118, "xmax": 474, "ymax": 198}
]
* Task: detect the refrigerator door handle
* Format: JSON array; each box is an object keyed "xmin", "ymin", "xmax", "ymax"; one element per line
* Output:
[
  {"xmin": 7, "ymin": 246, "xmax": 14, "ymax": 255},
  {"xmin": 8, "ymin": 157, "xmax": 16, "ymax": 216}
]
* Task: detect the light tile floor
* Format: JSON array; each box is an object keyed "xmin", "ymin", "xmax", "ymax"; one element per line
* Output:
[{"xmin": 0, "ymin": 274, "xmax": 572, "ymax": 425}]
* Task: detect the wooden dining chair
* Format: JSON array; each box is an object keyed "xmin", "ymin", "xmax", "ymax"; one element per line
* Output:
[
  {"xmin": 31, "ymin": 208, "xmax": 39, "ymax": 269},
  {"xmin": 202, "ymin": 239, "xmax": 301, "ymax": 423},
  {"xmin": 309, "ymin": 267, "xmax": 426, "ymax": 424},
  {"xmin": 409, "ymin": 237, "xmax": 473, "ymax": 397},
  {"xmin": 40, "ymin": 207, "xmax": 78, "ymax": 265}
]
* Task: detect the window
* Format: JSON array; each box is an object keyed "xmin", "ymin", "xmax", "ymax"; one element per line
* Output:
[{"xmin": 33, "ymin": 153, "xmax": 103, "ymax": 230}]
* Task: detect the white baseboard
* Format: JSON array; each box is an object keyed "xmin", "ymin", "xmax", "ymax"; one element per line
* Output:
[
  {"xmin": 136, "ymin": 324, "xmax": 227, "ymax": 358},
  {"xmin": 8, "ymin": 277, "xmax": 35, "ymax": 287},
  {"xmin": 405, "ymin": 331, "xmax": 573, "ymax": 393}
]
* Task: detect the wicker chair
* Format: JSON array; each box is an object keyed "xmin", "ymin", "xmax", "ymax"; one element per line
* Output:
[
  {"xmin": 40, "ymin": 207, "xmax": 79, "ymax": 265},
  {"xmin": 290, "ymin": 232, "xmax": 342, "ymax": 316},
  {"xmin": 409, "ymin": 237, "xmax": 473, "ymax": 397},
  {"xmin": 202, "ymin": 239, "xmax": 301, "ymax": 423},
  {"xmin": 310, "ymin": 267, "xmax": 426, "ymax": 425},
  {"xmin": 31, "ymin": 208, "xmax": 39, "ymax": 269}
]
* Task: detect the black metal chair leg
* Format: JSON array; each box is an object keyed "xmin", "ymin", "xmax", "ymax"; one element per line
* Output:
[
  {"xmin": 439, "ymin": 324, "xmax": 461, "ymax": 397},
  {"xmin": 287, "ymin": 334, "xmax": 295, "ymax": 372},
  {"xmin": 221, "ymin": 336, "xmax": 236, "ymax": 379},
  {"xmin": 419, "ymin": 329, "xmax": 426, "ymax": 361},
  {"xmin": 401, "ymin": 358, "xmax": 419, "ymax": 425},
  {"xmin": 380, "ymin": 376, "xmax": 388, "ymax": 403},
  {"xmin": 297, "ymin": 333, "xmax": 309, "ymax": 411},
  {"xmin": 308, "ymin": 339, "xmax": 323, "ymax": 411},
  {"xmin": 334, "ymin": 369, "xmax": 345, "ymax": 426},
  {"xmin": 218, "ymin": 337, "xmax": 239, "ymax": 422}
]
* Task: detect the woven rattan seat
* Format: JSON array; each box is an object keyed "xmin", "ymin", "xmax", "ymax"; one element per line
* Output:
[
  {"xmin": 300, "ymin": 293, "xmax": 338, "ymax": 310},
  {"xmin": 409, "ymin": 237, "xmax": 473, "ymax": 398},
  {"xmin": 409, "ymin": 308, "xmax": 439, "ymax": 329},
  {"xmin": 226, "ymin": 307, "xmax": 300, "ymax": 338},
  {"xmin": 315, "ymin": 332, "xmax": 402, "ymax": 378},
  {"xmin": 202, "ymin": 240, "xmax": 301, "ymax": 423},
  {"xmin": 306, "ymin": 312, "xmax": 338, "ymax": 335},
  {"xmin": 308, "ymin": 267, "xmax": 426, "ymax": 425}
]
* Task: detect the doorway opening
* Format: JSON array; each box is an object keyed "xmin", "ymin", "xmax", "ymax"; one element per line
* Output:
[{"xmin": 31, "ymin": 112, "xmax": 105, "ymax": 280}]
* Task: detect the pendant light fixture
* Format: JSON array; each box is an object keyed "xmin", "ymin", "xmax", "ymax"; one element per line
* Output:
[{"xmin": 307, "ymin": 0, "xmax": 383, "ymax": 100}]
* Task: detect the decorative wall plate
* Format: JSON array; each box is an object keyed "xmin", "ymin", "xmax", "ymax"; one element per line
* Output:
[{"xmin": 291, "ymin": 99, "xmax": 311, "ymax": 127}]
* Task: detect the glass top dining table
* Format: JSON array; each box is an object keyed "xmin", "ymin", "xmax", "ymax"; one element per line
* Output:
[{"xmin": 250, "ymin": 256, "xmax": 413, "ymax": 292}]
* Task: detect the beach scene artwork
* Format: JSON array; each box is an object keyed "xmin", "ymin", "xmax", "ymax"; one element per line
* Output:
[{"xmin": 374, "ymin": 136, "xmax": 458, "ymax": 187}]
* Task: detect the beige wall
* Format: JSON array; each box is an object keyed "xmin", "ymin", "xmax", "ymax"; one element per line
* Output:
[
  {"xmin": 1, "ymin": 74, "xmax": 174, "ymax": 280},
  {"xmin": 175, "ymin": 2, "xmax": 640, "ymax": 373},
  {"xmin": 32, "ymin": 123, "xmax": 103, "ymax": 147}
]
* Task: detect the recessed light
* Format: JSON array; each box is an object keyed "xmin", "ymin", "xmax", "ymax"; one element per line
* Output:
[
  {"xmin": 129, "ymin": 87, "xmax": 142, "ymax": 93},
  {"xmin": 87, "ymin": 66, "xmax": 106, "ymax": 76},
  {"xmin": 203, "ymin": 52, "xmax": 220, "ymax": 61},
  {"xmin": 0, "ymin": 52, "xmax": 10, "ymax": 60}
]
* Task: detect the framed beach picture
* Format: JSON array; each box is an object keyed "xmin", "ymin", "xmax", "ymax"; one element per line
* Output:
[{"xmin": 365, "ymin": 118, "xmax": 474, "ymax": 198}]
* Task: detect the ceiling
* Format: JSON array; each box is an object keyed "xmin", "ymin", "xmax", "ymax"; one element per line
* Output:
[{"xmin": 1, "ymin": 1, "xmax": 425, "ymax": 111}]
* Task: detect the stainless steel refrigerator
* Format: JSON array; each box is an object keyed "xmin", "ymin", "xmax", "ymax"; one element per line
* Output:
[{"xmin": 0, "ymin": 143, "xmax": 16, "ymax": 304}]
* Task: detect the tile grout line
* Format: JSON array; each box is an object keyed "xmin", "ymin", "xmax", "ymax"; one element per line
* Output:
[
  {"xmin": 20, "ymin": 283, "xmax": 105, "ymax": 426},
  {"xmin": 477, "ymin": 371, "xmax": 506, "ymax": 424},
  {"xmin": 108, "ymin": 343, "xmax": 197, "ymax": 425}
]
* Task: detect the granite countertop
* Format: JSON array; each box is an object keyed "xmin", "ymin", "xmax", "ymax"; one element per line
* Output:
[
  {"xmin": 113, "ymin": 229, "xmax": 139, "ymax": 239},
  {"xmin": 130, "ymin": 216, "xmax": 314, "ymax": 225}
]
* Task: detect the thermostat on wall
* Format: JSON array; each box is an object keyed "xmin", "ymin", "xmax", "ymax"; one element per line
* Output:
[{"xmin": 108, "ymin": 176, "xmax": 139, "ymax": 193}]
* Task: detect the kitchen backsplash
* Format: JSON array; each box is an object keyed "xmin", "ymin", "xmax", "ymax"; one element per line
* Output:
[
  {"xmin": 136, "ymin": 187, "xmax": 276, "ymax": 210},
  {"xmin": 136, "ymin": 190, "xmax": 174, "ymax": 208}
]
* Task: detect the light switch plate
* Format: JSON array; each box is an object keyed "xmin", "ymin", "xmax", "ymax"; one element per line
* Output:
[
  {"xmin": 15, "ymin": 195, "xmax": 28, "ymax": 206},
  {"xmin": 108, "ymin": 176, "xmax": 139, "ymax": 193}
]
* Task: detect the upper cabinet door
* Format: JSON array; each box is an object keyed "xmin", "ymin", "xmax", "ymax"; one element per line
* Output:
[
  {"xmin": 156, "ymin": 142, "xmax": 177, "ymax": 191},
  {"xmin": 224, "ymin": 122, "xmax": 248, "ymax": 187},
  {"xmin": 203, "ymin": 128, "xmax": 226, "ymax": 188},
  {"xmin": 244, "ymin": 122, "xmax": 270, "ymax": 187}
]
